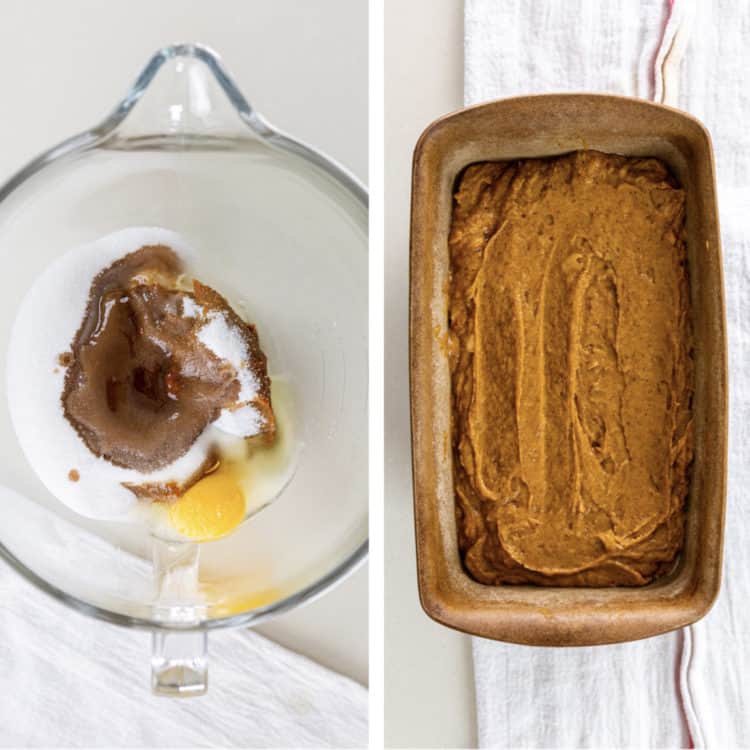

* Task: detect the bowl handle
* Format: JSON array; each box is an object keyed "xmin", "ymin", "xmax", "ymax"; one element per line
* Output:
[
  {"xmin": 151, "ymin": 630, "xmax": 208, "ymax": 697},
  {"xmin": 150, "ymin": 537, "xmax": 207, "ymax": 696}
]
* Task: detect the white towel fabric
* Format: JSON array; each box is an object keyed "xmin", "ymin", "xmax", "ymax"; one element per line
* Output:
[
  {"xmin": 466, "ymin": 0, "xmax": 750, "ymax": 747},
  {"xmin": 0, "ymin": 537, "xmax": 367, "ymax": 747}
]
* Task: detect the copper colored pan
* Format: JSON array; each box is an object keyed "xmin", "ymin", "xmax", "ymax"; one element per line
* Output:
[{"xmin": 409, "ymin": 94, "xmax": 727, "ymax": 646}]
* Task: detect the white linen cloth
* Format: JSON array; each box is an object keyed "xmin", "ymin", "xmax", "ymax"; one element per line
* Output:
[
  {"xmin": 0, "ymin": 541, "xmax": 366, "ymax": 748},
  {"xmin": 466, "ymin": 0, "xmax": 750, "ymax": 747}
]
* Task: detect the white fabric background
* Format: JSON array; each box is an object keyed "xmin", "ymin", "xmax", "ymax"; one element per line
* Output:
[
  {"xmin": 466, "ymin": 0, "xmax": 750, "ymax": 747},
  {"xmin": 0, "ymin": 558, "xmax": 367, "ymax": 748}
]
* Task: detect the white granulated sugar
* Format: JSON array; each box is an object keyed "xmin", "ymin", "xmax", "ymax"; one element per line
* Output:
[
  {"xmin": 197, "ymin": 311, "xmax": 261, "ymax": 402},
  {"xmin": 237, "ymin": 371, "xmax": 261, "ymax": 404},
  {"xmin": 181, "ymin": 296, "xmax": 201, "ymax": 318},
  {"xmin": 6, "ymin": 227, "xmax": 252, "ymax": 521},
  {"xmin": 214, "ymin": 403, "xmax": 263, "ymax": 436},
  {"xmin": 196, "ymin": 310, "xmax": 264, "ymax": 437}
]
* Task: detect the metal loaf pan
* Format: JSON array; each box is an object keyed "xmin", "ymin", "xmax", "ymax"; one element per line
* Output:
[{"xmin": 409, "ymin": 94, "xmax": 727, "ymax": 646}]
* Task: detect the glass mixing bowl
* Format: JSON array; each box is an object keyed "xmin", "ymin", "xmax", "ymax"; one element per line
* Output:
[{"xmin": 0, "ymin": 43, "xmax": 367, "ymax": 695}]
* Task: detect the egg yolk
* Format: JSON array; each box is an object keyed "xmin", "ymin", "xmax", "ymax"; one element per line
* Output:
[
  {"xmin": 205, "ymin": 589, "xmax": 282, "ymax": 617},
  {"xmin": 168, "ymin": 466, "xmax": 246, "ymax": 541}
]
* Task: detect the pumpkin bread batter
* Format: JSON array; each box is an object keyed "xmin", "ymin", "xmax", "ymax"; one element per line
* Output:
[{"xmin": 449, "ymin": 151, "xmax": 693, "ymax": 586}]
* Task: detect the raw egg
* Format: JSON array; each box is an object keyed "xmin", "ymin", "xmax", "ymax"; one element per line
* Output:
[{"xmin": 168, "ymin": 464, "xmax": 247, "ymax": 541}]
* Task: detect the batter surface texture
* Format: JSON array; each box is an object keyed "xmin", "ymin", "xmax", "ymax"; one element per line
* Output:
[{"xmin": 449, "ymin": 150, "xmax": 693, "ymax": 586}]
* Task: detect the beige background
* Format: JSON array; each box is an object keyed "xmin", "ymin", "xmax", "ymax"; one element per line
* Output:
[
  {"xmin": 0, "ymin": 0, "xmax": 367, "ymax": 686},
  {"xmin": 385, "ymin": 0, "xmax": 476, "ymax": 747}
]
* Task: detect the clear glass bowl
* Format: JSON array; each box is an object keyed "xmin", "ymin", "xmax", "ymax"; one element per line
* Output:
[{"xmin": 0, "ymin": 43, "xmax": 367, "ymax": 695}]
